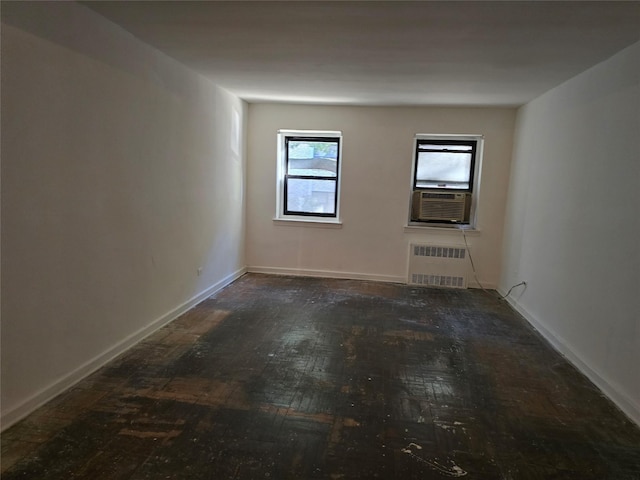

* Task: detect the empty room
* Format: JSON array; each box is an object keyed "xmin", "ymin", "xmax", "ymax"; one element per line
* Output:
[{"xmin": 1, "ymin": 1, "xmax": 639, "ymax": 478}]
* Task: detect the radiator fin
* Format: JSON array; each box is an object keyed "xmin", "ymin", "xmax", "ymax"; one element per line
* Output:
[
  {"xmin": 408, "ymin": 243, "xmax": 469, "ymax": 289},
  {"xmin": 413, "ymin": 245, "xmax": 466, "ymax": 259},
  {"xmin": 411, "ymin": 274, "xmax": 466, "ymax": 288}
]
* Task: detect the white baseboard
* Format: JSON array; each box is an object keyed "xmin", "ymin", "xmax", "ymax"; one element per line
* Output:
[
  {"xmin": 248, "ymin": 266, "xmax": 495, "ymax": 290},
  {"xmin": 0, "ymin": 267, "xmax": 247, "ymax": 432},
  {"xmin": 467, "ymin": 279, "xmax": 497, "ymax": 290},
  {"xmin": 247, "ymin": 266, "xmax": 406, "ymax": 285},
  {"xmin": 499, "ymin": 288, "xmax": 640, "ymax": 427}
]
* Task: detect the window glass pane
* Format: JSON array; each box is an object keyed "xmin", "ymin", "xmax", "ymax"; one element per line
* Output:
[
  {"xmin": 416, "ymin": 151, "xmax": 471, "ymax": 189},
  {"xmin": 286, "ymin": 178, "xmax": 336, "ymax": 215},
  {"xmin": 287, "ymin": 140, "xmax": 338, "ymax": 177}
]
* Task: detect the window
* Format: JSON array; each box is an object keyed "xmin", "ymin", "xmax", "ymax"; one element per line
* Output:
[
  {"xmin": 276, "ymin": 130, "xmax": 342, "ymax": 221},
  {"xmin": 410, "ymin": 134, "xmax": 483, "ymax": 226},
  {"xmin": 414, "ymin": 140, "xmax": 476, "ymax": 191}
]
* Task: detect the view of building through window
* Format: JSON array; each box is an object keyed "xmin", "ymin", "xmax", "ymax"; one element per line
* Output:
[
  {"xmin": 278, "ymin": 132, "xmax": 342, "ymax": 219},
  {"xmin": 286, "ymin": 140, "xmax": 338, "ymax": 214}
]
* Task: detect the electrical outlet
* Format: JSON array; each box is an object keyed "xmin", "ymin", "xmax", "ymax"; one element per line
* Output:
[{"xmin": 197, "ymin": 267, "xmax": 203, "ymax": 276}]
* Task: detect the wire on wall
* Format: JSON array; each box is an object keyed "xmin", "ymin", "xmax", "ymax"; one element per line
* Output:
[
  {"xmin": 461, "ymin": 230, "xmax": 527, "ymax": 299},
  {"xmin": 500, "ymin": 281, "xmax": 527, "ymax": 300},
  {"xmin": 462, "ymin": 230, "xmax": 486, "ymax": 291}
]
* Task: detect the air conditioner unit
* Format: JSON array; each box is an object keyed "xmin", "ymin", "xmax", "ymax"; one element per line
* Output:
[{"xmin": 411, "ymin": 190, "xmax": 470, "ymax": 223}]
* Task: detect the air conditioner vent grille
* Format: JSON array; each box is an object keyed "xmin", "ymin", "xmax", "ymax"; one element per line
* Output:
[
  {"xmin": 420, "ymin": 198, "xmax": 465, "ymax": 220},
  {"xmin": 411, "ymin": 190, "xmax": 470, "ymax": 222},
  {"xmin": 423, "ymin": 192, "xmax": 459, "ymax": 200}
]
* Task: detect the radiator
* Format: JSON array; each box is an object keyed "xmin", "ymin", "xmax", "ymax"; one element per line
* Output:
[{"xmin": 408, "ymin": 244, "xmax": 469, "ymax": 288}]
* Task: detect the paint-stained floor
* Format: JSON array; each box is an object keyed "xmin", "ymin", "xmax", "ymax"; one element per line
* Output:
[{"xmin": 2, "ymin": 274, "xmax": 640, "ymax": 479}]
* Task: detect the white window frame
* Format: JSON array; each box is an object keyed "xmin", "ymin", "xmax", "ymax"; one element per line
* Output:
[
  {"xmin": 408, "ymin": 133, "xmax": 484, "ymax": 229},
  {"xmin": 275, "ymin": 129, "xmax": 343, "ymax": 224}
]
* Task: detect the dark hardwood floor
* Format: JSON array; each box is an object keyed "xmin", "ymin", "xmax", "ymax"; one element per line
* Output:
[{"xmin": 2, "ymin": 273, "xmax": 639, "ymax": 479}]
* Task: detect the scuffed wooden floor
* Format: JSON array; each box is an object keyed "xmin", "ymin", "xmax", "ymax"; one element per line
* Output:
[{"xmin": 2, "ymin": 274, "xmax": 640, "ymax": 479}]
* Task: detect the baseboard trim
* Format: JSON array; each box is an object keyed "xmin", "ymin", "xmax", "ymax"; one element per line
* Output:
[
  {"xmin": 499, "ymin": 288, "xmax": 640, "ymax": 427},
  {"xmin": 247, "ymin": 266, "xmax": 406, "ymax": 285},
  {"xmin": 248, "ymin": 266, "xmax": 495, "ymax": 290},
  {"xmin": 0, "ymin": 267, "xmax": 247, "ymax": 432},
  {"xmin": 467, "ymin": 280, "xmax": 497, "ymax": 290}
]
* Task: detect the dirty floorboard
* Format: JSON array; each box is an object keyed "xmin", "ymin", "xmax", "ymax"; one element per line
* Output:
[{"xmin": 2, "ymin": 273, "xmax": 640, "ymax": 479}]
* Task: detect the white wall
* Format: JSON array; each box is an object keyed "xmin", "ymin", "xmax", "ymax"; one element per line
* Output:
[
  {"xmin": 246, "ymin": 104, "xmax": 516, "ymax": 285},
  {"xmin": 500, "ymin": 42, "xmax": 640, "ymax": 424},
  {"xmin": 1, "ymin": 2, "xmax": 247, "ymax": 428}
]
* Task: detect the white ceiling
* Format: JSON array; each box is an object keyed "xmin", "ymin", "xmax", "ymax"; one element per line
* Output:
[{"xmin": 85, "ymin": 1, "xmax": 640, "ymax": 106}]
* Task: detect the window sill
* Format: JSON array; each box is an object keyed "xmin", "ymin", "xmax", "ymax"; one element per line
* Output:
[
  {"xmin": 404, "ymin": 223, "xmax": 480, "ymax": 235},
  {"xmin": 273, "ymin": 218, "xmax": 343, "ymax": 229}
]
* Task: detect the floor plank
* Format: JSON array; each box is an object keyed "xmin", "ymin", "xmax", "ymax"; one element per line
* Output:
[{"xmin": 2, "ymin": 273, "xmax": 639, "ymax": 479}]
